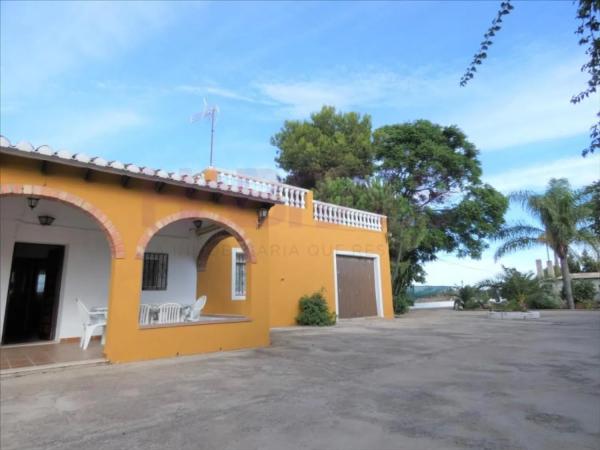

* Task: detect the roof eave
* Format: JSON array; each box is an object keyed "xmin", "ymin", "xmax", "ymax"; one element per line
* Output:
[{"xmin": 0, "ymin": 145, "xmax": 283, "ymax": 205}]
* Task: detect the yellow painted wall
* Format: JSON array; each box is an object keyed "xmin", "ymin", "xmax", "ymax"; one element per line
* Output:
[
  {"xmin": 266, "ymin": 193, "xmax": 394, "ymax": 326},
  {"xmin": 1, "ymin": 152, "xmax": 394, "ymax": 362},
  {"xmin": 197, "ymin": 236, "xmax": 251, "ymax": 317},
  {"xmin": 1, "ymin": 155, "xmax": 271, "ymax": 363}
]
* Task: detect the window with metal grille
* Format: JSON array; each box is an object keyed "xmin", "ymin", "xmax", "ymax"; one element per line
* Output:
[
  {"xmin": 231, "ymin": 248, "xmax": 246, "ymax": 300},
  {"xmin": 142, "ymin": 252, "xmax": 168, "ymax": 290}
]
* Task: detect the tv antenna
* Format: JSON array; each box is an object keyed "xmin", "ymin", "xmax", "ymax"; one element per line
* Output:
[{"xmin": 191, "ymin": 98, "xmax": 219, "ymax": 167}]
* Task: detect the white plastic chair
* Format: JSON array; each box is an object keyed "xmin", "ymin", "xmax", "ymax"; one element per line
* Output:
[
  {"xmin": 139, "ymin": 304, "xmax": 152, "ymax": 325},
  {"xmin": 75, "ymin": 298, "xmax": 107, "ymax": 350},
  {"xmin": 157, "ymin": 303, "xmax": 183, "ymax": 324},
  {"xmin": 188, "ymin": 295, "xmax": 207, "ymax": 322}
]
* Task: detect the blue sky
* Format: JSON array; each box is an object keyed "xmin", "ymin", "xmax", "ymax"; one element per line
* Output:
[{"xmin": 1, "ymin": 1, "xmax": 598, "ymax": 285}]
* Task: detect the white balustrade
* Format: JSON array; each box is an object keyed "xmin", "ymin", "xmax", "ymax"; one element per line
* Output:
[
  {"xmin": 194, "ymin": 173, "xmax": 206, "ymax": 185},
  {"xmin": 313, "ymin": 200, "xmax": 383, "ymax": 231},
  {"xmin": 216, "ymin": 169, "xmax": 308, "ymax": 208}
]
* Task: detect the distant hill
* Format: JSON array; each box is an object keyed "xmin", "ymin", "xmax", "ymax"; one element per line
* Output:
[{"xmin": 408, "ymin": 285, "xmax": 453, "ymax": 300}]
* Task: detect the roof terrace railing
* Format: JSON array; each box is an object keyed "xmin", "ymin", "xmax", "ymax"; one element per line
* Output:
[
  {"xmin": 216, "ymin": 169, "xmax": 308, "ymax": 208},
  {"xmin": 215, "ymin": 170, "xmax": 385, "ymax": 230},
  {"xmin": 313, "ymin": 200, "xmax": 384, "ymax": 231},
  {"xmin": 0, "ymin": 135, "xmax": 385, "ymax": 227}
]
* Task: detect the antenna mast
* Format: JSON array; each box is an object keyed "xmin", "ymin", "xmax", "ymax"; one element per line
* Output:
[
  {"xmin": 208, "ymin": 107, "xmax": 216, "ymax": 167},
  {"xmin": 191, "ymin": 99, "xmax": 219, "ymax": 167}
]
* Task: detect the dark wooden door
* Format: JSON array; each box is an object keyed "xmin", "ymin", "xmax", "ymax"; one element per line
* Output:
[
  {"xmin": 2, "ymin": 243, "xmax": 65, "ymax": 345},
  {"xmin": 336, "ymin": 255, "xmax": 378, "ymax": 319}
]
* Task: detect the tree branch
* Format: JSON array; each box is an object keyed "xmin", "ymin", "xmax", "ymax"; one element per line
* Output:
[{"xmin": 460, "ymin": 1, "xmax": 515, "ymax": 87}]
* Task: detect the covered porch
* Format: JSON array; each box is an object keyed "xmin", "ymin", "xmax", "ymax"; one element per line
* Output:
[
  {"xmin": 0, "ymin": 193, "xmax": 257, "ymax": 371},
  {"xmin": 1, "ymin": 140, "xmax": 275, "ymax": 363},
  {"xmin": 135, "ymin": 217, "xmax": 252, "ymax": 328},
  {"xmin": 0, "ymin": 193, "xmax": 113, "ymax": 373}
]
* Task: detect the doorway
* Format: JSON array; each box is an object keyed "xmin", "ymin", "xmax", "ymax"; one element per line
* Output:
[
  {"xmin": 334, "ymin": 252, "xmax": 383, "ymax": 319},
  {"xmin": 2, "ymin": 243, "xmax": 65, "ymax": 345}
]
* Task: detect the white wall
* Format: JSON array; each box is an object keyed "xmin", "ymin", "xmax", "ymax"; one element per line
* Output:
[
  {"xmin": 0, "ymin": 197, "xmax": 111, "ymax": 340},
  {"xmin": 546, "ymin": 274, "xmax": 600, "ymax": 301},
  {"xmin": 140, "ymin": 222, "xmax": 209, "ymax": 306},
  {"xmin": 410, "ymin": 301, "xmax": 455, "ymax": 310}
]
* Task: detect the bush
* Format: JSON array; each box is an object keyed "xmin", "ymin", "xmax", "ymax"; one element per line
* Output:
[
  {"xmin": 483, "ymin": 267, "xmax": 560, "ymax": 311},
  {"xmin": 296, "ymin": 291, "xmax": 336, "ymax": 326},
  {"xmin": 394, "ymin": 293, "xmax": 413, "ymax": 314},
  {"xmin": 527, "ymin": 292, "xmax": 561, "ymax": 309},
  {"xmin": 452, "ymin": 285, "xmax": 487, "ymax": 310},
  {"xmin": 494, "ymin": 298, "xmax": 528, "ymax": 312},
  {"xmin": 572, "ymin": 280, "xmax": 598, "ymax": 304},
  {"xmin": 580, "ymin": 250, "xmax": 600, "ymax": 273}
]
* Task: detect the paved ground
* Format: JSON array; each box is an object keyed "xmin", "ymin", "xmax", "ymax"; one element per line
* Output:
[{"xmin": 1, "ymin": 310, "xmax": 599, "ymax": 450}]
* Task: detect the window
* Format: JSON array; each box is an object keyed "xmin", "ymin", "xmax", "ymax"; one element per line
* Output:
[
  {"xmin": 231, "ymin": 248, "xmax": 246, "ymax": 300},
  {"xmin": 35, "ymin": 270, "xmax": 46, "ymax": 295},
  {"xmin": 142, "ymin": 252, "xmax": 168, "ymax": 290}
]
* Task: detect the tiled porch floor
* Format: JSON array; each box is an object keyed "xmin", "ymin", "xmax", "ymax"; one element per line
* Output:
[{"xmin": 0, "ymin": 340, "xmax": 104, "ymax": 370}]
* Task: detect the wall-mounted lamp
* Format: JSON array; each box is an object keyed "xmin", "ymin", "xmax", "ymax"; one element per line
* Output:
[
  {"xmin": 257, "ymin": 207, "xmax": 269, "ymax": 227},
  {"xmin": 38, "ymin": 215, "xmax": 55, "ymax": 226},
  {"xmin": 27, "ymin": 197, "xmax": 40, "ymax": 210}
]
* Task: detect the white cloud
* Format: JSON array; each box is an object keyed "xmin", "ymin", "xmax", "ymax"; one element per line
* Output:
[
  {"xmin": 0, "ymin": 2, "xmax": 174, "ymax": 98},
  {"xmin": 454, "ymin": 59, "xmax": 598, "ymax": 151},
  {"xmin": 255, "ymin": 52, "xmax": 597, "ymax": 151},
  {"xmin": 258, "ymin": 81, "xmax": 353, "ymax": 117},
  {"xmin": 176, "ymin": 85, "xmax": 261, "ymax": 104},
  {"xmin": 42, "ymin": 109, "xmax": 146, "ymax": 149},
  {"xmin": 419, "ymin": 247, "xmax": 546, "ymax": 286},
  {"xmin": 484, "ymin": 154, "xmax": 600, "ymax": 193},
  {"xmin": 256, "ymin": 70, "xmax": 450, "ymax": 118}
]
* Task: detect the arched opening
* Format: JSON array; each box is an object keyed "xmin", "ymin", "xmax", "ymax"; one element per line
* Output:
[
  {"xmin": 0, "ymin": 185, "xmax": 125, "ymax": 259},
  {"xmin": 0, "ymin": 193, "xmax": 115, "ymax": 366},
  {"xmin": 137, "ymin": 216, "xmax": 254, "ymax": 326}
]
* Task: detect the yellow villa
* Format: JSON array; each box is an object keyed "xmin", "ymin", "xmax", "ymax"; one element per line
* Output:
[{"xmin": 0, "ymin": 135, "xmax": 393, "ymax": 366}]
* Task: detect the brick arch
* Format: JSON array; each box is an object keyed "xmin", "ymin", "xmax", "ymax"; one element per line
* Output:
[
  {"xmin": 197, "ymin": 230, "xmax": 232, "ymax": 272},
  {"xmin": 135, "ymin": 210, "xmax": 257, "ymax": 263},
  {"xmin": 0, "ymin": 184, "xmax": 126, "ymax": 259}
]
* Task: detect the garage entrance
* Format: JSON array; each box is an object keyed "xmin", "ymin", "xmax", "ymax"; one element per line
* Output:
[{"xmin": 334, "ymin": 253, "xmax": 382, "ymax": 319}]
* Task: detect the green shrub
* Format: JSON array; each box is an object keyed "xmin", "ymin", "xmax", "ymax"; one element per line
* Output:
[
  {"xmin": 452, "ymin": 285, "xmax": 487, "ymax": 310},
  {"xmin": 571, "ymin": 280, "xmax": 598, "ymax": 304},
  {"xmin": 580, "ymin": 250, "xmax": 600, "ymax": 273},
  {"xmin": 394, "ymin": 294, "xmax": 413, "ymax": 314},
  {"xmin": 483, "ymin": 267, "xmax": 560, "ymax": 311},
  {"xmin": 296, "ymin": 291, "xmax": 336, "ymax": 326},
  {"xmin": 494, "ymin": 298, "xmax": 528, "ymax": 312},
  {"xmin": 582, "ymin": 299, "xmax": 598, "ymax": 310},
  {"xmin": 527, "ymin": 292, "xmax": 561, "ymax": 309}
]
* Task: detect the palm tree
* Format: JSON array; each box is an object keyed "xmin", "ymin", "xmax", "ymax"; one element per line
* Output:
[{"xmin": 494, "ymin": 179, "xmax": 597, "ymax": 309}]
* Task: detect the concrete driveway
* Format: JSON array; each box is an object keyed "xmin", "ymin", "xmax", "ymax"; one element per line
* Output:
[{"xmin": 1, "ymin": 310, "xmax": 599, "ymax": 450}]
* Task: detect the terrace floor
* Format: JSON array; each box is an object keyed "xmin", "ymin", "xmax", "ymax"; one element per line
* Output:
[{"xmin": 0, "ymin": 340, "xmax": 104, "ymax": 372}]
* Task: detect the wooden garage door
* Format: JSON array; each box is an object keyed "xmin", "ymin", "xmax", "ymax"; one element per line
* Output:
[{"xmin": 336, "ymin": 255, "xmax": 378, "ymax": 318}]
